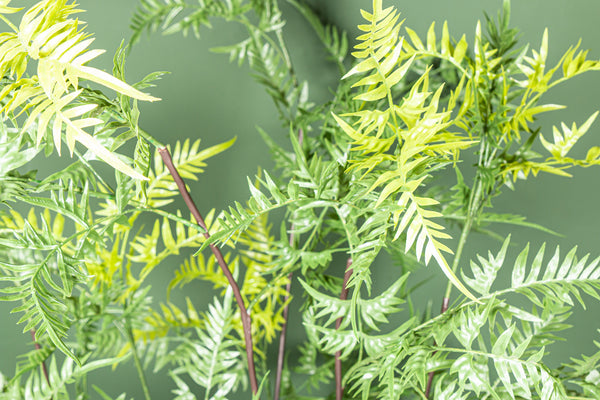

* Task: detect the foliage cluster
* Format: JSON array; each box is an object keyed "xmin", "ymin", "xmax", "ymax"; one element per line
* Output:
[{"xmin": 1, "ymin": 0, "xmax": 600, "ymax": 399}]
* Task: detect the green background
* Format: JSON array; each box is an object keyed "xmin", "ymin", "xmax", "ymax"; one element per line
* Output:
[{"xmin": 2, "ymin": 0, "xmax": 600, "ymax": 398}]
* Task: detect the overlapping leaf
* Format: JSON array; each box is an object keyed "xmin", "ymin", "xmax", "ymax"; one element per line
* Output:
[
  {"xmin": 334, "ymin": 0, "xmax": 476, "ymax": 301},
  {"xmin": 0, "ymin": 0, "xmax": 159, "ymax": 179}
]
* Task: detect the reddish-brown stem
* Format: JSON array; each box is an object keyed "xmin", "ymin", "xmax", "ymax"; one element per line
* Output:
[
  {"xmin": 274, "ymin": 129, "xmax": 303, "ymax": 400},
  {"xmin": 424, "ymin": 297, "xmax": 450, "ymax": 398},
  {"xmin": 335, "ymin": 258, "xmax": 353, "ymax": 400},
  {"xmin": 158, "ymin": 147, "xmax": 259, "ymax": 395},
  {"xmin": 274, "ymin": 270, "xmax": 292, "ymax": 400},
  {"xmin": 30, "ymin": 330, "xmax": 50, "ymax": 386}
]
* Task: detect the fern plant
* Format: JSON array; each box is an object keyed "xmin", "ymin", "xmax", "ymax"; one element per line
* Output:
[{"xmin": 1, "ymin": 0, "xmax": 600, "ymax": 399}]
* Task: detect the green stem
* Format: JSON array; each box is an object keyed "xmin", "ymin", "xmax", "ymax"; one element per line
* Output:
[
  {"xmin": 138, "ymin": 128, "xmax": 165, "ymax": 148},
  {"xmin": 444, "ymin": 176, "xmax": 484, "ymax": 300},
  {"xmin": 0, "ymin": 14, "xmax": 17, "ymax": 32},
  {"xmin": 125, "ymin": 321, "xmax": 152, "ymax": 400}
]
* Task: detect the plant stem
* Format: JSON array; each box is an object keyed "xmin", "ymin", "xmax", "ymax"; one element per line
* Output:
[
  {"xmin": 0, "ymin": 14, "xmax": 17, "ymax": 33},
  {"xmin": 158, "ymin": 147, "xmax": 259, "ymax": 396},
  {"xmin": 423, "ymin": 297, "xmax": 450, "ymax": 398},
  {"xmin": 426, "ymin": 165, "xmax": 485, "ymax": 398},
  {"xmin": 125, "ymin": 321, "xmax": 152, "ymax": 400},
  {"xmin": 138, "ymin": 128, "xmax": 165, "ymax": 148},
  {"xmin": 444, "ymin": 176, "xmax": 484, "ymax": 300},
  {"xmin": 335, "ymin": 258, "xmax": 353, "ymax": 400},
  {"xmin": 30, "ymin": 330, "xmax": 50, "ymax": 386},
  {"xmin": 274, "ymin": 272, "xmax": 292, "ymax": 400},
  {"xmin": 274, "ymin": 129, "xmax": 303, "ymax": 400}
]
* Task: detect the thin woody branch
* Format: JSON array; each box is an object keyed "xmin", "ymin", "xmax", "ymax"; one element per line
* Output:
[
  {"xmin": 335, "ymin": 258, "xmax": 353, "ymax": 400},
  {"xmin": 424, "ymin": 297, "xmax": 450, "ymax": 398},
  {"xmin": 158, "ymin": 146, "xmax": 259, "ymax": 396},
  {"xmin": 30, "ymin": 330, "xmax": 50, "ymax": 386},
  {"xmin": 274, "ymin": 128, "xmax": 303, "ymax": 400}
]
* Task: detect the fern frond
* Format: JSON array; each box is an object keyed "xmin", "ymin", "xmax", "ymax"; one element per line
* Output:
[
  {"xmin": 169, "ymin": 372, "xmax": 197, "ymax": 400},
  {"xmin": 293, "ymin": 340, "xmax": 335, "ymax": 393},
  {"xmin": 345, "ymin": 298, "xmax": 570, "ymax": 399},
  {"xmin": 159, "ymin": 288, "xmax": 246, "ymax": 400},
  {"xmin": 465, "ymin": 236, "xmax": 600, "ymax": 307},
  {"xmin": 301, "ymin": 275, "xmax": 414, "ymax": 361},
  {"xmin": 541, "ymin": 111, "xmax": 599, "ymax": 160},
  {"xmin": 393, "ymin": 191, "xmax": 462, "ymax": 285},
  {"xmin": 129, "ymin": 0, "xmax": 187, "ymax": 46},
  {"xmin": 124, "ymin": 212, "xmax": 221, "ymax": 299},
  {"xmin": 130, "ymin": 0, "xmax": 233, "ymax": 45},
  {"xmin": 0, "ymin": 175, "xmax": 31, "ymax": 203},
  {"xmin": 0, "ymin": 0, "xmax": 159, "ymax": 179},
  {"xmin": 300, "ymin": 274, "xmax": 406, "ymax": 331},
  {"xmin": 0, "ymin": 240, "xmax": 84, "ymax": 361},
  {"xmin": 445, "ymin": 333, "xmax": 566, "ymax": 399},
  {"xmin": 564, "ymin": 335, "xmax": 600, "ymax": 379},
  {"xmin": 37, "ymin": 159, "xmax": 98, "ymax": 191},
  {"xmin": 237, "ymin": 210, "xmax": 289, "ymax": 344},
  {"xmin": 461, "ymin": 235, "xmax": 510, "ymax": 296},
  {"xmin": 508, "ymin": 242, "xmax": 600, "ymax": 307},
  {"xmin": 17, "ymin": 180, "xmax": 91, "ymax": 229},
  {"xmin": 167, "ymin": 252, "xmax": 231, "ymax": 299},
  {"xmin": 334, "ymin": 0, "xmax": 477, "ymax": 301},
  {"xmin": 133, "ymin": 298, "xmax": 202, "ymax": 344},
  {"xmin": 0, "ymin": 124, "xmax": 40, "ymax": 176},
  {"xmin": 201, "ymin": 171, "xmax": 300, "ymax": 249},
  {"xmin": 12, "ymin": 341, "xmax": 54, "ymax": 382},
  {"xmin": 6, "ymin": 355, "xmax": 128, "ymax": 400},
  {"xmin": 563, "ymin": 336, "xmax": 600, "ymax": 398}
]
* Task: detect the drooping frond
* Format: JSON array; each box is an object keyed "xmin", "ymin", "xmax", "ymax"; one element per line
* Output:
[
  {"xmin": 0, "ymin": 184, "xmax": 101, "ymax": 360},
  {"xmin": 333, "ymin": 0, "xmax": 476, "ymax": 301},
  {"xmin": 0, "ymin": 122, "xmax": 39, "ymax": 202},
  {"xmin": 0, "ymin": 247, "xmax": 81, "ymax": 360},
  {"xmin": 4, "ymin": 355, "xmax": 128, "ymax": 400},
  {"xmin": 0, "ymin": 0, "xmax": 159, "ymax": 179}
]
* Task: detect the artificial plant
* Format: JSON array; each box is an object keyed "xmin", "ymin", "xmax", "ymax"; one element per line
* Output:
[{"xmin": 1, "ymin": 0, "xmax": 600, "ymax": 399}]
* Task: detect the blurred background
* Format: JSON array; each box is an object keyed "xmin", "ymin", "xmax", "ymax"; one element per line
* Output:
[{"xmin": 1, "ymin": 0, "xmax": 600, "ymax": 398}]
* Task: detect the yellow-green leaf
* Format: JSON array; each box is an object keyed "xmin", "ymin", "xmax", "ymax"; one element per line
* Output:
[
  {"xmin": 426, "ymin": 22, "xmax": 436, "ymax": 52},
  {"xmin": 71, "ymin": 64, "xmax": 160, "ymax": 101},
  {"xmin": 441, "ymin": 21, "xmax": 450, "ymax": 56},
  {"xmin": 453, "ymin": 34, "xmax": 468, "ymax": 64},
  {"xmin": 62, "ymin": 116, "xmax": 147, "ymax": 180},
  {"xmin": 405, "ymin": 27, "xmax": 424, "ymax": 51},
  {"xmin": 353, "ymin": 84, "xmax": 387, "ymax": 102}
]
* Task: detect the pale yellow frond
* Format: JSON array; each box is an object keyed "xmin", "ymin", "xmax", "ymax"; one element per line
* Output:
[{"xmin": 394, "ymin": 192, "xmax": 478, "ymax": 302}]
